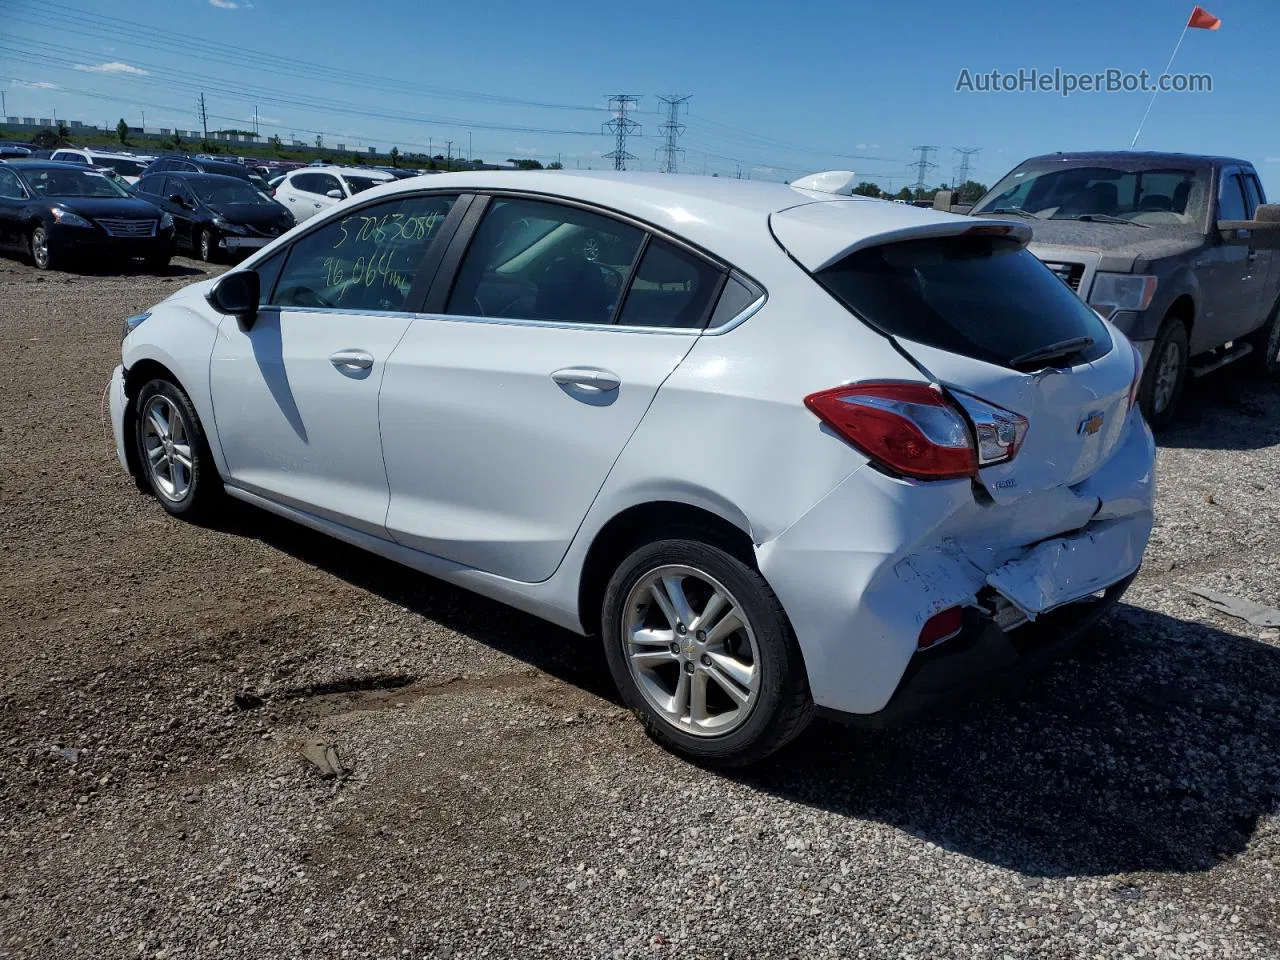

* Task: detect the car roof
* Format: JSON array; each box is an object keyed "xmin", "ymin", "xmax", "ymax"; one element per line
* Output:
[
  {"xmin": 346, "ymin": 170, "xmax": 976, "ymax": 273},
  {"xmin": 1018, "ymin": 150, "xmax": 1247, "ymax": 168},
  {"xmin": 4, "ymin": 159, "xmax": 99, "ymax": 172},
  {"xmin": 160, "ymin": 171, "xmax": 252, "ymax": 183},
  {"xmin": 298, "ymin": 165, "xmax": 395, "ymax": 177}
]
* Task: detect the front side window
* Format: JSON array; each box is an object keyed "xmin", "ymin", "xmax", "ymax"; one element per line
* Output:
[
  {"xmin": 135, "ymin": 176, "xmax": 161, "ymax": 196},
  {"xmin": 270, "ymin": 193, "xmax": 456, "ymax": 313},
  {"xmin": 1218, "ymin": 174, "xmax": 1248, "ymax": 221},
  {"xmin": 54, "ymin": 151, "xmax": 87, "ymax": 165},
  {"xmin": 0, "ymin": 169, "xmax": 25, "ymax": 199},
  {"xmin": 27, "ymin": 168, "xmax": 131, "ymax": 198},
  {"xmin": 446, "ymin": 197, "xmax": 643, "ymax": 324},
  {"xmin": 617, "ymin": 238, "xmax": 722, "ymax": 328}
]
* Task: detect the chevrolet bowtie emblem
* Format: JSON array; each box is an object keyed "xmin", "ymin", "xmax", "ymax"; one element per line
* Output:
[{"xmin": 1079, "ymin": 411, "xmax": 1105, "ymax": 436}]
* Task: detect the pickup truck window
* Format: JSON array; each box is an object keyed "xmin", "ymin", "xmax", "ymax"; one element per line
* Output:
[
  {"xmin": 1218, "ymin": 174, "xmax": 1248, "ymax": 221},
  {"xmin": 1242, "ymin": 175, "xmax": 1264, "ymax": 216},
  {"xmin": 975, "ymin": 164, "xmax": 1207, "ymax": 228}
]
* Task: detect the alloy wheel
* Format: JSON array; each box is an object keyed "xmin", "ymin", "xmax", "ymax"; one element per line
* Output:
[
  {"xmin": 1152, "ymin": 339, "xmax": 1182, "ymax": 414},
  {"xmin": 622, "ymin": 565, "xmax": 761, "ymax": 737},
  {"xmin": 141, "ymin": 394, "xmax": 193, "ymax": 502},
  {"xmin": 31, "ymin": 228, "xmax": 49, "ymax": 269}
]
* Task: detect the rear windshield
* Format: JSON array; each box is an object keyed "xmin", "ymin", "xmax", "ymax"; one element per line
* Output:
[{"xmin": 816, "ymin": 235, "xmax": 1111, "ymax": 370}]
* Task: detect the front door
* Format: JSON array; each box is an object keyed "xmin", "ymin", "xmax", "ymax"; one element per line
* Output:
[
  {"xmin": 208, "ymin": 191, "xmax": 460, "ymax": 536},
  {"xmin": 380, "ymin": 196, "xmax": 722, "ymax": 582},
  {"xmin": 0, "ymin": 167, "xmax": 26, "ymax": 247}
]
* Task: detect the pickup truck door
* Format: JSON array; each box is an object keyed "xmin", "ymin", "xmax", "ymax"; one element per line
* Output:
[
  {"xmin": 1201, "ymin": 168, "xmax": 1268, "ymax": 347},
  {"xmin": 1240, "ymin": 171, "xmax": 1279, "ymax": 334}
]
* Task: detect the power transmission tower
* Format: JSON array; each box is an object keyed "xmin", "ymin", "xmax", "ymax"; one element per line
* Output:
[
  {"xmin": 908, "ymin": 145, "xmax": 938, "ymax": 197},
  {"xmin": 655, "ymin": 95, "xmax": 690, "ymax": 174},
  {"xmin": 953, "ymin": 147, "xmax": 980, "ymax": 188},
  {"xmin": 197, "ymin": 93, "xmax": 209, "ymax": 144},
  {"xmin": 602, "ymin": 94, "xmax": 640, "ymax": 171}
]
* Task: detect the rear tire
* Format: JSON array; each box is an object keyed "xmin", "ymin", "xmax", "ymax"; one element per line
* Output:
[
  {"xmin": 1139, "ymin": 316, "xmax": 1189, "ymax": 429},
  {"xmin": 602, "ymin": 536, "xmax": 813, "ymax": 766},
  {"xmin": 133, "ymin": 378, "xmax": 222, "ymax": 520},
  {"xmin": 1246, "ymin": 299, "xmax": 1280, "ymax": 378}
]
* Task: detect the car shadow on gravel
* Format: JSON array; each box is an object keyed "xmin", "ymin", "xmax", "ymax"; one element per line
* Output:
[
  {"xmin": 1157, "ymin": 369, "xmax": 1280, "ymax": 451},
  {"xmin": 210, "ymin": 503, "xmax": 621, "ymax": 703},
  {"xmin": 741, "ymin": 604, "xmax": 1280, "ymax": 878}
]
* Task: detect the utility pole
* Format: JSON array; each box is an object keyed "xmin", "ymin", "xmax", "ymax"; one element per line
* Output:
[
  {"xmin": 445, "ymin": 140, "xmax": 453, "ymax": 167},
  {"xmin": 253, "ymin": 105, "xmax": 259, "ymax": 137},
  {"xmin": 602, "ymin": 94, "xmax": 640, "ymax": 171},
  {"xmin": 908, "ymin": 145, "xmax": 938, "ymax": 197},
  {"xmin": 952, "ymin": 147, "xmax": 980, "ymax": 189},
  {"xmin": 141, "ymin": 109, "xmax": 145, "ymax": 130},
  {"xmin": 197, "ymin": 93, "xmax": 209, "ymax": 144},
  {"xmin": 468, "ymin": 131, "xmax": 472, "ymax": 164},
  {"xmin": 655, "ymin": 95, "xmax": 690, "ymax": 174},
  {"xmin": 1, "ymin": 90, "xmax": 6, "ymax": 119}
]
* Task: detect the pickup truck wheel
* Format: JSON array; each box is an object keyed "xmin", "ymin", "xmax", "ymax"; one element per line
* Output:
[
  {"xmin": 1246, "ymin": 303, "xmax": 1280, "ymax": 378},
  {"xmin": 1140, "ymin": 317, "xmax": 1188, "ymax": 429}
]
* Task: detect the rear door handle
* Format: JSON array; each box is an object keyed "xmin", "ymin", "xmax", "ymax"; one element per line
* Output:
[
  {"xmin": 551, "ymin": 367, "xmax": 621, "ymax": 391},
  {"xmin": 329, "ymin": 349, "xmax": 374, "ymax": 373}
]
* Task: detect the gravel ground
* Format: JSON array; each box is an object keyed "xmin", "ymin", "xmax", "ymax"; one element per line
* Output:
[{"xmin": 1, "ymin": 254, "xmax": 1278, "ymax": 959}]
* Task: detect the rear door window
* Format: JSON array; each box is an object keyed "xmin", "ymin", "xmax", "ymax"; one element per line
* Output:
[
  {"xmin": 445, "ymin": 197, "xmax": 643, "ymax": 325},
  {"xmin": 816, "ymin": 234, "xmax": 1111, "ymax": 370}
]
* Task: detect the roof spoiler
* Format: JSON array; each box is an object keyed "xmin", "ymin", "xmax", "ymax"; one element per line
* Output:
[{"xmin": 790, "ymin": 170, "xmax": 859, "ymax": 196}]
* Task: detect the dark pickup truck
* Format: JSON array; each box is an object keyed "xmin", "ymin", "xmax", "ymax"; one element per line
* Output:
[{"xmin": 955, "ymin": 152, "xmax": 1280, "ymax": 426}]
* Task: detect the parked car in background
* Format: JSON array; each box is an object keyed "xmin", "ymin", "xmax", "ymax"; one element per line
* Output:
[
  {"xmin": 0, "ymin": 142, "xmax": 33, "ymax": 159},
  {"xmin": 106, "ymin": 171, "xmax": 1154, "ymax": 764},
  {"xmin": 267, "ymin": 174, "xmax": 286, "ymax": 193},
  {"xmin": 272, "ymin": 165, "xmax": 396, "ymax": 222},
  {"xmin": 376, "ymin": 167, "xmax": 421, "ymax": 180},
  {"xmin": 49, "ymin": 148, "xmax": 150, "ymax": 184},
  {"xmin": 0, "ymin": 160, "xmax": 173, "ymax": 271},
  {"xmin": 966, "ymin": 152, "xmax": 1280, "ymax": 426},
  {"xmin": 134, "ymin": 171, "xmax": 293, "ymax": 262},
  {"xmin": 145, "ymin": 156, "xmax": 273, "ymax": 196}
]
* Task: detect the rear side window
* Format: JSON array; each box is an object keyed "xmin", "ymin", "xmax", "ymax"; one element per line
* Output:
[
  {"xmin": 708, "ymin": 273, "xmax": 764, "ymax": 328},
  {"xmin": 816, "ymin": 235, "xmax": 1111, "ymax": 370}
]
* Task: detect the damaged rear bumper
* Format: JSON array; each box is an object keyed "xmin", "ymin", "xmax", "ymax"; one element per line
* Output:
[{"xmin": 756, "ymin": 409, "xmax": 1155, "ymax": 717}]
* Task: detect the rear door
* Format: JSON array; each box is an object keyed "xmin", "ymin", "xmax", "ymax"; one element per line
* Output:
[
  {"xmin": 1240, "ymin": 170, "xmax": 1278, "ymax": 334},
  {"xmin": 772, "ymin": 204, "xmax": 1135, "ymax": 503},
  {"xmin": 1200, "ymin": 168, "xmax": 1259, "ymax": 347},
  {"xmin": 209, "ymin": 191, "xmax": 462, "ymax": 535},
  {"xmin": 379, "ymin": 195, "xmax": 718, "ymax": 582},
  {"xmin": 0, "ymin": 167, "xmax": 26, "ymax": 247}
]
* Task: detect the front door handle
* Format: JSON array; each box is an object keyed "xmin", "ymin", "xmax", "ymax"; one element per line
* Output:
[
  {"xmin": 551, "ymin": 367, "xmax": 621, "ymax": 392},
  {"xmin": 329, "ymin": 349, "xmax": 374, "ymax": 374}
]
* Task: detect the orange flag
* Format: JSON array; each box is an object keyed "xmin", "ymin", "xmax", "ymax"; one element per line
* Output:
[{"xmin": 1188, "ymin": 5, "xmax": 1221, "ymax": 30}]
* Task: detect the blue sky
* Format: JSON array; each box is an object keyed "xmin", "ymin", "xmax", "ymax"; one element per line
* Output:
[{"xmin": 2, "ymin": 0, "xmax": 1278, "ymax": 192}]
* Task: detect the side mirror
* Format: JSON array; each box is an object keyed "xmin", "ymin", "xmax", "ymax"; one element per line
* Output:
[
  {"xmin": 1217, "ymin": 204, "xmax": 1280, "ymax": 248},
  {"xmin": 206, "ymin": 270, "xmax": 261, "ymax": 327},
  {"xmin": 325, "ymin": 189, "xmax": 343, "ymax": 199}
]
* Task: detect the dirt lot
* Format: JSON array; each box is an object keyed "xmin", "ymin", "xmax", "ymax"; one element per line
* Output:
[{"xmin": 1, "ymin": 254, "xmax": 1278, "ymax": 959}]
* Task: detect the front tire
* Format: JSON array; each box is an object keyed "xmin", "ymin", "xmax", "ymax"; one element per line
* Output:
[
  {"xmin": 198, "ymin": 228, "xmax": 218, "ymax": 263},
  {"xmin": 133, "ymin": 379, "xmax": 221, "ymax": 519},
  {"xmin": 602, "ymin": 537, "xmax": 813, "ymax": 766},
  {"xmin": 30, "ymin": 225, "xmax": 58, "ymax": 271},
  {"xmin": 1139, "ymin": 316, "xmax": 1189, "ymax": 429}
]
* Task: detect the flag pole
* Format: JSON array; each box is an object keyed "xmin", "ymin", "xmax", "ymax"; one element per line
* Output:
[{"xmin": 1131, "ymin": 20, "xmax": 1190, "ymax": 148}]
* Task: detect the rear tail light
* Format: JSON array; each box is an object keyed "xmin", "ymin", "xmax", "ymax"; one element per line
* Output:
[
  {"xmin": 1127, "ymin": 342, "xmax": 1143, "ymax": 411},
  {"xmin": 918, "ymin": 606, "xmax": 964, "ymax": 650},
  {"xmin": 804, "ymin": 381, "xmax": 1027, "ymax": 480}
]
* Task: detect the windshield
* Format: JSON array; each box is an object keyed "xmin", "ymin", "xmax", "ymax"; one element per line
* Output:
[
  {"xmin": 101, "ymin": 157, "xmax": 147, "ymax": 177},
  {"xmin": 191, "ymin": 178, "xmax": 272, "ymax": 205},
  {"xmin": 27, "ymin": 168, "xmax": 132, "ymax": 199},
  {"xmin": 973, "ymin": 164, "xmax": 1209, "ymax": 227},
  {"xmin": 342, "ymin": 175, "xmax": 386, "ymax": 195}
]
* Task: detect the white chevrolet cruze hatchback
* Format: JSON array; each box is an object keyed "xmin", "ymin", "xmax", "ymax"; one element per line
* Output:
[{"xmin": 107, "ymin": 171, "xmax": 1156, "ymax": 764}]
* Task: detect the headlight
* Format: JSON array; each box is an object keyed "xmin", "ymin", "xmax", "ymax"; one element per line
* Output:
[
  {"xmin": 1088, "ymin": 273, "xmax": 1158, "ymax": 320},
  {"xmin": 121, "ymin": 311, "xmax": 150, "ymax": 341},
  {"xmin": 51, "ymin": 208, "xmax": 92, "ymax": 228},
  {"xmin": 159, "ymin": 212, "xmax": 174, "ymax": 229},
  {"xmin": 212, "ymin": 217, "xmax": 248, "ymax": 236}
]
